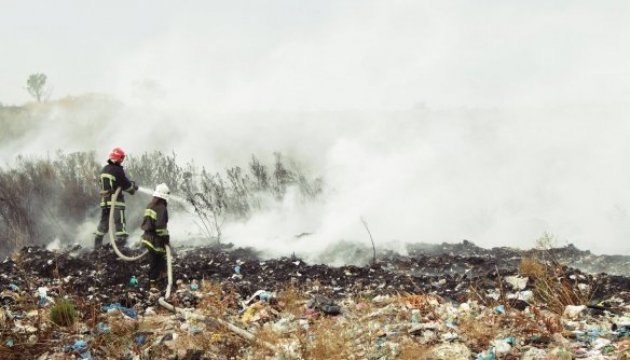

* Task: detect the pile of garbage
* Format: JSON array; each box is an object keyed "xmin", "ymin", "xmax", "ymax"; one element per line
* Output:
[{"xmin": 0, "ymin": 241, "xmax": 628, "ymax": 359}]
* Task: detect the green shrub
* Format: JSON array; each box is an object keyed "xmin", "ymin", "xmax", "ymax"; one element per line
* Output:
[{"xmin": 49, "ymin": 298, "xmax": 77, "ymax": 327}]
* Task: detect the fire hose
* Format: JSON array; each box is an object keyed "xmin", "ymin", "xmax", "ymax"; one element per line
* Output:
[
  {"xmin": 108, "ymin": 187, "xmax": 148, "ymax": 261},
  {"xmin": 107, "ymin": 187, "xmax": 275, "ymax": 351}
]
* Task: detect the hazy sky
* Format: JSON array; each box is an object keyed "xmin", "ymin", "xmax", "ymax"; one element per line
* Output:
[
  {"xmin": 2, "ymin": 1, "xmax": 629, "ymax": 110},
  {"xmin": 2, "ymin": 1, "xmax": 630, "ymax": 258}
]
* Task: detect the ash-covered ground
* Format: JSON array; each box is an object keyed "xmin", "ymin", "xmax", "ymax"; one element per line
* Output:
[
  {"xmin": 3, "ymin": 241, "xmax": 628, "ymax": 306},
  {"xmin": 1, "ymin": 241, "xmax": 629, "ymax": 359}
]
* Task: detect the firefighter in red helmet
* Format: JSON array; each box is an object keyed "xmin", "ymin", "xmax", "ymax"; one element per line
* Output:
[{"xmin": 94, "ymin": 147, "xmax": 139, "ymax": 249}]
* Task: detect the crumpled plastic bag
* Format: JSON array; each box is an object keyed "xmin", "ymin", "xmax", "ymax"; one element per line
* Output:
[
  {"xmin": 101, "ymin": 303, "xmax": 138, "ymax": 319},
  {"xmin": 307, "ymin": 296, "xmax": 341, "ymax": 316}
]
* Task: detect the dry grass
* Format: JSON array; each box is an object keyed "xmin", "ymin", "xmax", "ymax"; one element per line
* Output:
[
  {"xmin": 459, "ymin": 315, "xmax": 500, "ymax": 353},
  {"xmin": 196, "ymin": 280, "xmax": 237, "ymax": 319},
  {"xmin": 295, "ymin": 316, "xmax": 353, "ymax": 360},
  {"xmin": 277, "ymin": 283, "xmax": 306, "ymax": 317},
  {"xmin": 519, "ymin": 257, "xmax": 593, "ymax": 315},
  {"xmin": 519, "ymin": 257, "xmax": 547, "ymax": 278},
  {"xmin": 396, "ymin": 338, "xmax": 431, "ymax": 360},
  {"xmin": 530, "ymin": 306, "xmax": 563, "ymax": 334},
  {"xmin": 93, "ymin": 331, "xmax": 134, "ymax": 358},
  {"xmin": 618, "ymin": 339, "xmax": 630, "ymax": 360}
]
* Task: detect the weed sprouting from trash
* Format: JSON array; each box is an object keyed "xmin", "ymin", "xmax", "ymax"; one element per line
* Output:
[{"xmin": 49, "ymin": 298, "xmax": 77, "ymax": 327}]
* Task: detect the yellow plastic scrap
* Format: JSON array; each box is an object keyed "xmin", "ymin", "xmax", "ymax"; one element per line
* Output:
[
  {"xmin": 241, "ymin": 302, "xmax": 265, "ymax": 324},
  {"xmin": 210, "ymin": 332, "xmax": 223, "ymax": 343}
]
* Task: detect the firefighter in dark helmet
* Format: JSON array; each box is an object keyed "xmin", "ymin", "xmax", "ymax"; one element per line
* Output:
[
  {"xmin": 141, "ymin": 183, "xmax": 171, "ymax": 291},
  {"xmin": 94, "ymin": 147, "xmax": 139, "ymax": 249}
]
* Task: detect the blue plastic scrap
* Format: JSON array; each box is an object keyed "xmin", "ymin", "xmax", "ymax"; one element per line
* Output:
[
  {"xmin": 617, "ymin": 325, "xmax": 630, "ymax": 338},
  {"xmin": 475, "ymin": 347, "xmax": 496, "ymax": 360},
  {"xmin": 65, "ymin": 339, "xmax": 93, "ymax": 360},
  {"xmin": 135, "ymin": 334, "xmax": 147, "ymax": 345},
  {"xmin": 96, "ymin": 322, "xmax": 111, "ymax": 334},
  {"xmin": 73, "ymin": 340, "xmax": 87, "ymax": 350},
  {"xmin": 504, "ymin": 336, "xmax": 517, "ymax": 346},
  {"xmin": 101, "ymin": 303, "xmax": 138, "ymax": 319},
  {"xmin": 494, "ymin": 305, "xmax": 506, "ymax": 315}
]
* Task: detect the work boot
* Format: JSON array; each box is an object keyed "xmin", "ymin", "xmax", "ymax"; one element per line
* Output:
[
  {"xmin": 94, "ymin": 235, "xmax": 103, "ymax": 250},
  {"xmin": 148, "ymin": 281, "xmax": 160, "ymax": 302},
  {"xmin": 115, "ymin": 237, "xmax": 128, "ymax": 249}
]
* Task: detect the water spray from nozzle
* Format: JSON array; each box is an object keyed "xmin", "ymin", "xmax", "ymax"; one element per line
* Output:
[
  {"xmin": 137, "ymin": 186, "xmax": 154, "ymax": 196},
  {"xmin": 137, "ymin": 186, "xmax": 191, "ymax": 208}
]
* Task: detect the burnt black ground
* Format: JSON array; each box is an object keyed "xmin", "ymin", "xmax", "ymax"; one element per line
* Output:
[{"xmin": 2, "ymin": 241, "xmax": 629, "ymax": 308}]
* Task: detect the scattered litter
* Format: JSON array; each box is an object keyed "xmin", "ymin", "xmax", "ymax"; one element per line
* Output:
[
  {"xmin": 307, "ymin": 296, "xmax": 341, "ymax": 316},
  {"xmin": 95, "ymin": 322, "xmax": 110, "ymax": 334},
  {"xmin": 0, "ymin": 242, "xmax": 628, "ymax": 359},
  {"xmin": 494, "ymin": 304, "xmax": 506, "ymax": 315},
  {"xmin": 563, "ymin": 305, "xmax": 587, "ymax": 319},
  {"xmin": 189, "ymin": 279, "xmax": 199, "ymax": 291},
  {"xmin": 101, "ymin": 303, "xmax": 138, "ymax": 319}
]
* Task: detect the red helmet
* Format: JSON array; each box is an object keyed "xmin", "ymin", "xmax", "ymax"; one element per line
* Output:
[{"xmin": 109, "ymin": 147, "xmax": 126, "ymax": 163}]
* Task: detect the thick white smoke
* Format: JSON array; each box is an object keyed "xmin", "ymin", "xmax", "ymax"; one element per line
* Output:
[{"xmin": 1, "ymin": 1, "xmax": 630, "ymax": 260}]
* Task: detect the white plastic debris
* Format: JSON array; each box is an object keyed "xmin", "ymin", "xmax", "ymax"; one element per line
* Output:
[
  {"xmin": 521, "ymin": 347, "xmax": 548, "ymax": 360},
  {"xmin": 431, "ymin": 343, "xmax": 471, "ymax": 359},
  {"xmin": 592, "ymin": 338, "xmax": 611, "ymax": 350},
  {"xmin": 144, "ymin": 307, "xmax": 157, "ymax": 316},
  {"xmin": 563, "ymin": 305, "xmax": 586, "ymax": 319},
  {"xmin": 505, "ymin": 275, "xmax": 529, "ymax": 290},
  {"xmin": 577, "ymin": 283, "xmax": 590, "ymax": 293},
  {"xmin": 492, "ymin": 339, "xmax": 512, "ymax": 355},
  {"xmin": 507, "ymin": 290, "xmax": 534, "ymax": 302}
]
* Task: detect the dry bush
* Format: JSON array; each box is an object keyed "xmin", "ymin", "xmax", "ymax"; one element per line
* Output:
[
  {"xmin": 519, "ymin": 257, "xmax": 547, "ymax": 278},
  {"xmin": 519, "ymin": 257, "xmax": 592, "ymax": 314},
  {"xmin": 126, "ymin": 151, "xmax": 183, "ymax": 194},
  {"xmin": 0, "ymin": 152, "xmax": 99, "ymax": 254},
  {"xmin": 0, "ymin": 150, "xmax": 323, "ymax": 254}
]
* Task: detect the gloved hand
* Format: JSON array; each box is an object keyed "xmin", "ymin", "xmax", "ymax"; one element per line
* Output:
[{"xmin": 128, "ymin": 181, "xmax": 139, "ymax": 195}]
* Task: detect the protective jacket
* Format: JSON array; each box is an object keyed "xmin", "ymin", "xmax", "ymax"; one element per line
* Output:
[
  {"xmin": 99, "ymin": 160, "xmax": 136, "ymax": 208},
  {"xmin": 141, "ymin": 198, "xmax": 169, "ymax": 253}
]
